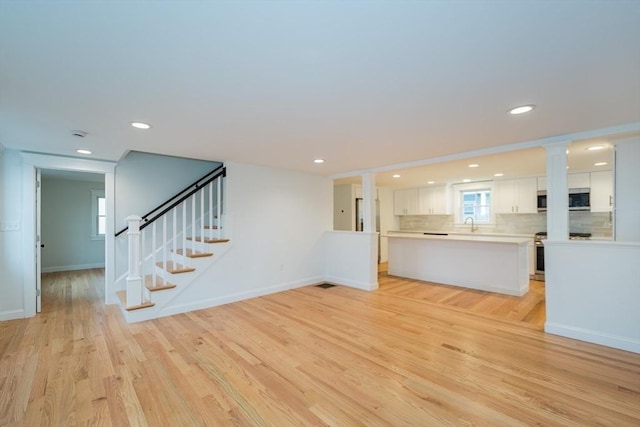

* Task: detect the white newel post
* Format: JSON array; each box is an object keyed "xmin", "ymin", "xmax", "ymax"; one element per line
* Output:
[{"xmin": 126, "ymin": 215, "xmax": 143, "ymax": 307}]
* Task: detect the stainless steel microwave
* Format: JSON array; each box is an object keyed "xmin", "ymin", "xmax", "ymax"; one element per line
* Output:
[{"xmin": 537, "ymin": 188, "xmax": 591, "ymax": 212}]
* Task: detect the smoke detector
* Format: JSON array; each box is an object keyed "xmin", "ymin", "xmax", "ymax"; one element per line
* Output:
[{"xmin": 71, "ymin": 130, "xmax": 88, "ymax": 137}]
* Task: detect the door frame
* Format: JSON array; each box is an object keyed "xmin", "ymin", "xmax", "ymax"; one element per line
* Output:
[{"xmin": 22, "ymin": 153, "xmax": 116, "ymax": 317}]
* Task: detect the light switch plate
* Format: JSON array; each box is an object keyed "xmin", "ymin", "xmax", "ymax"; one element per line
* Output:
[{"xmin": 0, "ymin": 221, "xmax": 20, "ymax": 231}]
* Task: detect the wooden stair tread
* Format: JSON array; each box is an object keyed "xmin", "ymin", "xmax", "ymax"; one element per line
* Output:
[
  {"xmin": 204, "ymin": 225, "xmax": 220, "ymax": 229},
  {"xmin": 172, "ymin": 248, "xmax": 213, "ymax": 258},
  {"xmin": 155, "ymin": 261, "xmax": 196, "ymax": 274},
  {"xmin": 116, "ymin": 290, "xmax": 155, "ymax": 311},
  {"xmin": 144, "ymin": 275, "xmax": 177, "ymax": 291},
  {"xmin": 186, "ymin": 237, "xmax": 230, "ymax": 244}
]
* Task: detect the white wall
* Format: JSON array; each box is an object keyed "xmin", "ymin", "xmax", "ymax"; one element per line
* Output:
[
  {"xmin": 41, "ymin": 177, "xmax": 105, "ymax": 272},
  {"xmin": 378, "ymin": 186, "xmax": 396, "ymax": 262},
  {"xmin": 545, "ymin": 241, "xmax": 640, "ymax": 353},
  {"xmin": 324, "ymin": 231, "xmax": 378, "ymax": 290},
  {"xmin": 156, "ymin": 162, "xmax": 334, "ymax": 315},
  {"xmin": 0, "ymin": 149, "xmax": 26, "ymax": 320},
  {"xmin": 115, "ymin": 151, "xmax": 221, "ymax": 227},
  {"xmin": 615, "ymin": 137, "xmax": 640, "ymax": 241}
]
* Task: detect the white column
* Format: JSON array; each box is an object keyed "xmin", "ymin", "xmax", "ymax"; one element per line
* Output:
[
  {"xmin": 361, "ymin": 173, "xmax": 377, "ymax": 233},
  {"xmin": 126, "ymin": 215, "xmax": 143, "ymax": 307},
  {"xmin": 545, "ymin": 142, "xmax": 569, "ymax": 240}
]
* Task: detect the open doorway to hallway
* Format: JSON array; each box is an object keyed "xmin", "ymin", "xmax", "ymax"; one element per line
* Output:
[{"xmin": 39, "ymin": 169, "xmax": 106, "ymax": 311}]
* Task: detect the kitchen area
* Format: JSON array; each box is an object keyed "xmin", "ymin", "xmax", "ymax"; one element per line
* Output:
[{"xmin": 334, "ymin": 139, "xmax": 615, "ymax": 293}]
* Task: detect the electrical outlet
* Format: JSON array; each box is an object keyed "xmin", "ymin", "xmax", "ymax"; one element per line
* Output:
[{"xmin": 0, "ymin": 221, "xmax": 20, "ymax": 231}]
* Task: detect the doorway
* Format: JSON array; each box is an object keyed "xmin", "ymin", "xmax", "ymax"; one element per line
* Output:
[
  {"xmin": 38, "ymin": 169, "xmax": 106, "ymax": 312},
  {"xmin": 21, "ymin": 153, "xmax": 116, "ymax": 317}
]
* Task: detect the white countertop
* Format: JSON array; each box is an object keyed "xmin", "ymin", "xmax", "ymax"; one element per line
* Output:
[{"xmin": 384, "ymin": 232, "xmax": 531, "ymax": 245}]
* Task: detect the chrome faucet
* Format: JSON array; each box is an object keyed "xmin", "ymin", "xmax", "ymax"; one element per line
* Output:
[{"xmin": 464, "ymin": 216, "xmax": 477, "ymax": 232}]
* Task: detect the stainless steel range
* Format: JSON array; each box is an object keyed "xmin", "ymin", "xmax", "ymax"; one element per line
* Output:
[{"xmin": 533, "ymin": 232, "xmax": 591, "ymax": 281}]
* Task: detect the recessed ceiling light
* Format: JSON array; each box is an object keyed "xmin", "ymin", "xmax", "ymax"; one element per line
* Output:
[
  {"xmin": 313, "ymin": 159, "xmax": 325, "ymax": 164},
  {"xmin": 494, "ymin": 173, "xmax": 504, "ymax": 177},
  {"xmin": 594, "ymin": 162, "xmax": 608, "ymax": 166},
  {"xmin": 587, "ymin": 145, "xmax": 605, "ymax": 151},
  {"xmin": 131, "ymin": 122, "xmax": 151, "ymax": 129},
  {"xmin": 393, "ymin": 174, "xmax": 401, "ymax": 178},
  {"xmin": 463, "ymin": 179, "xmax": 471, "ymax": 183},
  {"xmin": 77, "ymin": 149, "xmax": 92, "ymax": 155},
  {"xmin": 508, "ymin": 104, "xmax": 536, "ymax": 115},
  {"xmin": 427, "ymin": 181, "xmax": 435, "ymax": 184},
  {"xmin": 468, "ymin": 164, "xmax": 479, "ymax": 168}
]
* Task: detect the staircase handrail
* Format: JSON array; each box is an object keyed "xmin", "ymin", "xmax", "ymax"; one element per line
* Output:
[{"xmin": 115, "ymin": 165, "xmax": 226, "ymax": 236}]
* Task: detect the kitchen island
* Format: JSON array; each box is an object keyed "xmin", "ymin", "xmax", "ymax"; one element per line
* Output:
[{"xmin": 386, "ymin": 233, "xmax": 531, "ymax": 296}]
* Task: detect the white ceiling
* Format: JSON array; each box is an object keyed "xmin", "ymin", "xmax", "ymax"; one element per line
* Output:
[{"xmin": 1, "ymin": 1, "xmax": 639, "ymax": 178}]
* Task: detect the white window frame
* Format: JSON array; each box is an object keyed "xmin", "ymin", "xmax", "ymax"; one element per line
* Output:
[
  {"xmin": 452, "ymin": 181, "xmax": 495, "ymax": 226},
  {"xmin": 91, "ymin": 189, "xmax": 106, "ymax": 240}
]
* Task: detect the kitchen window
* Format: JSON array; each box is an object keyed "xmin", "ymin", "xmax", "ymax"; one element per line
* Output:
[
  {"xmin": 453, "ymin": 182, "xmax": 494, "ymax": 225},
  {"xmin": 91, "ymin": 189, "xmax": 105, "ymax": 239},
  {"xmin": 462, "ymin": 189, "xmax": 491, "ymax": 222}
]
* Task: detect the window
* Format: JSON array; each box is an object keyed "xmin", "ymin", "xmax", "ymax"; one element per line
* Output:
[
  {"xmin": 461, "ymin": 189, "xmax": 491, "ymax": 223},
  {"xmin": 91, "ymin": 190, "xmax": 105, "ymax": 239}
]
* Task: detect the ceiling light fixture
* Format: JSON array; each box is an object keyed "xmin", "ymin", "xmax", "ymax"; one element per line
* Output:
[
  {"xmin": 313, "ymin": 159, "xmax": 325, "ymax": 164},
  {"xmin": 131, "ymin": 122, "xmax": 151, "ymax": 129},
  {"xmin": 508, "ymin": 104, "xmax": 536, "ymax": 115},
  {"xmin": 393, "ymin": 174, "xmax": 401, "ymax": 178},
  {"xmin": 77, "ymin": 149, "xmax": 92, "ymax": 155},
  {"xmin": 594, "ymin": 162, "xmax": 608, "ymax": 166},
  {"xmin": 427, "ymin": 181, "xmax": 435, "ymax": 184},
  {"xmin": 463, "ymin": 179, "xmax": 471, "ymax": 183},
  {"xmin": 587, "ymin": 145, "xmax": 605, "ymax": 151},
  {"xmin": 494, "ymin": 173, "xmax": 504, "ymax": 177},
  {"xmin": 468, "ymin": 164, "xmax": 479, "ymax": 168}
]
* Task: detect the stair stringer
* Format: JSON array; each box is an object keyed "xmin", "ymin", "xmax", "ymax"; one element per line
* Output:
[{"xmin": 116, "ymin": 240, "xmax": 232, "ymax": 323}]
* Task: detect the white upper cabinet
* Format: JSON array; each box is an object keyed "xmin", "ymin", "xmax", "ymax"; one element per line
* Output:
[
  {"xmin": 494, "ymin": 178, "xmax": 538, "ymax": 214},
  {"xmin": 394, "ymin": 188, "xmax": 419, "ymax": 215},
  {"xmin": 418, "ymin": 186, "xmax": 450, "ymax": 215},
  {"xmin": 590, "ymin": 170, "xmax": 613, "ymax": 213},
  {"xmin": 568, "ymin": 172, "xmax": 590, "ymax": 189}
]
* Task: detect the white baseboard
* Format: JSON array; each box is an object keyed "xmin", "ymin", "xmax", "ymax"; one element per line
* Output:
[
  {"xmin": 155, "ymin": 275, "xmax": 324, "ymax": 320},
  {"xmin": 545, "ymin": 322, "xmax": 640, "ymax": 354},
  {"xmin": 324, "ymin": 275, "xmax": 378, "ymax": 291},
  {"xmin": 41, "ymin": 263, "xmax": 105, "ymax": 273},
  {"xmin": 1, "ymin": 309, "xmax": 25, "ymax": 321}
]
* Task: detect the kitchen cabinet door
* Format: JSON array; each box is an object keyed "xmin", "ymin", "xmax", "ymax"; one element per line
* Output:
[
  {"xmin": 590, "ymin": 170, "xmax": 613, "ymax": 212},
  {"xmin": 418, "ymin": 186, "xmax": 450, "ymax": 215},
  {"xmin": 394, "ymin": 188, "xmax": 419, "ymax": 215},
  {"xmin": 494, "ymin": 178, "xmax": 537, "ymax": 214},
  {"xmin": 568, "ymin": 172, "xmax": 590, "ymax": 189}
]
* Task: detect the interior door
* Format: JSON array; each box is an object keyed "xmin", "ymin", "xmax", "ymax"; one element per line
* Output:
[{"xmin": 36, "ymin": 168, "xmax": 42, "ymax": 312}]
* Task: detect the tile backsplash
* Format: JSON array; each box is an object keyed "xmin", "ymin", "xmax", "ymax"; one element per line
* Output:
[{"xmin": 399, "ymin": 212, "xmax": 612, "ymax": 238}]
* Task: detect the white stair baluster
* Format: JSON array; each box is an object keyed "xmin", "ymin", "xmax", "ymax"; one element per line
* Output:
[
  {"xmin": 200, "ymin": 186, "xmax": 204, "ymax": 242},
  {"xmin": 152, "ymin": 222, "xmax": 157, "ymax": 288},
  {"xmin": 191, "ymin": 195, "xmax": 196, "ymax": 250},
  {"xmin": 140, "ymin": 227, "xmax": 145, "ymax": 289},
  {"xmin": 216, "ymin": 177, "xmax": 222, "ymax": 238},
  {"xmin": 182, "ymin": 200, "xmax": 187, "ymax": 262},
  {"xmin": 162, "ymin": 214, "xmax": 167, "ymax": 274},
  {"xmin": 172, "ymin": 206, "xmax": 177, "ymax": 266},
  {"xmin": 208, "ymin": 182, "xmax": 213, "ymax": 239}
]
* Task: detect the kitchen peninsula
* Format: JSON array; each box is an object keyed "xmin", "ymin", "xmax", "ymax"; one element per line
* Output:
[{"xmin": 386, "ymin": 232, "xmax": 530, "ymax": 296}]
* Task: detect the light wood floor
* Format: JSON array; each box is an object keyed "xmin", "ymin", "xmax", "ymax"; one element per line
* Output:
[
  {"xmin": 1, "ymin": 269, "xmax": 639, "ymax": 426},
  {"xmin": 378, "ymin": 262, "xmax": 546, "ymax": 329}
]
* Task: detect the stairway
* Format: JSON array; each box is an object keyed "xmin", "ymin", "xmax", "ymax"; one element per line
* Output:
[
  {"xmin": 116, "ymin": 226, "xmax": 232, "ymax": 323},
  {"xmin": 114, "ymin": 165, "xmax": 228, "ymax": 323}
]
